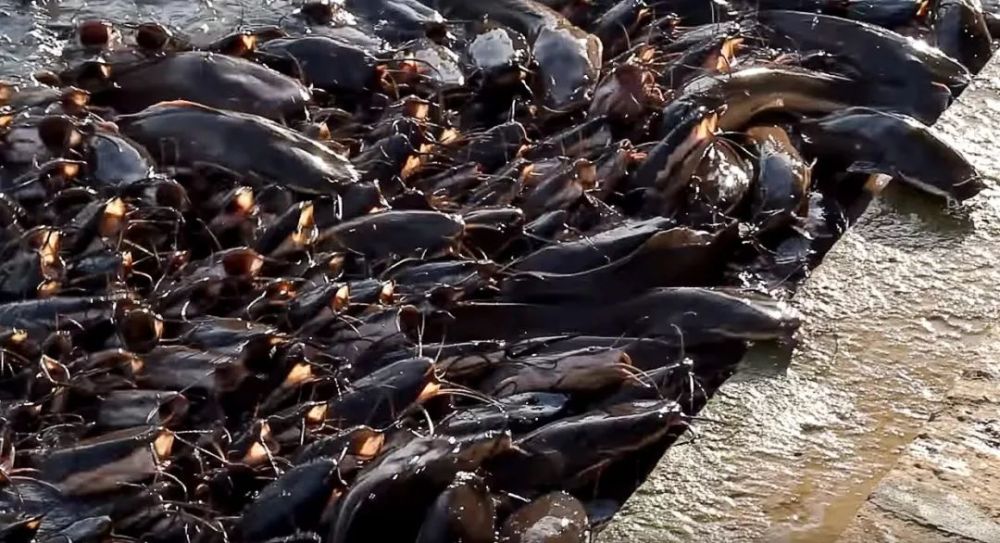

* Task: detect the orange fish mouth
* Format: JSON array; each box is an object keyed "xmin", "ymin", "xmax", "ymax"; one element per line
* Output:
[
  {"xmin": 357, "ymin": 432, "xmax": 385, "ymax": 459},
  {"xmin": 916, "ymin": 0, "xmax": 931, "ymax": 19},
  {"xmin": 153, "ymin": 430, "xmax": 175, "ymax": 462},
  {"xmin": 714, "ymin": 38, "xmax": 743, "ymax": 73},
  {"xmin": 417, "ymin": 381, "xmax": 442, "ymax": 403}
]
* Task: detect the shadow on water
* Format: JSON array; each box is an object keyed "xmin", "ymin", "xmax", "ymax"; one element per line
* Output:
[{"xmin": 877, "ymin": 182, "xmax": 976, "ymax": 238}]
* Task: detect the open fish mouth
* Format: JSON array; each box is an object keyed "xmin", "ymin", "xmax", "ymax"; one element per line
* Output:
[{"xmin": 0, "ymin": 1, "xmax": 990, "ymax": 542}]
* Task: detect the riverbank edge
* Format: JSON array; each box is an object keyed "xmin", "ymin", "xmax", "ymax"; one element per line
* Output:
[{"xmin": 834, "ymin": 52, "xmax": 1000, "ymax": 543}]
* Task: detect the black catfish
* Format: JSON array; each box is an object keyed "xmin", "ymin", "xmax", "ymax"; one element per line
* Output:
[
  {"xmin": 118, "ymin": 101, "xmax": 358, "ymax": 195},
  {"xmin": 799, "ymin": 108, "xmax": 983, "ymax": 201},
  {"xmin": 91, "ymin": 52, "xmax": 310, "ymax": 120}
]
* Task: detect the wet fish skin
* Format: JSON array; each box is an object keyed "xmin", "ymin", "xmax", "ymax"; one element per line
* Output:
[
  {"xmin": 118, "ymin": 101, "xmax": 359, "ymax": 196},
  {"xmin": 501, "ymin": 227, "xmax": 733, "ymax": 303},
  {"xmin": 798, "ymin": 107, "xmax": 984, "ymax": 201},
  {"xmin": 747, "ymin": 125, "xmax": 812, "ymax": 232},
  {"xmin": 328, "ymin": 431, "xmax": 511, "ymax": 543},
  {"xmin": 92, "ymin": 51, "xmax": 311, "ymax": 120},
  {"xmin": 513, "ymin": 217, "xmax": 674, "ymax": 274},
  {"xmin": 238, "ymin": 458, "xmax": 341, "ymax": 541},
  {"xmin": 488, "ymin": 399, "xmax": 686, "ymax": 493},
  {"xmin": 257, "ymin": 36, "xmax": 380, "ymax": 96},
  {"xmin": 426, "ymin": 0, "xmax": 602, "ymax": 109},
  {"xmin": 438, "ymin": 392, "xmax": 570, "ymax": 436},
  {"xmin": 754, "ymin": 10, "xmax": 971, "ymax": 122},
  {"xmin": 499, "ymin": 491, "xmax": 590, "ymax": 543},
  {"xmin": 415, "ymin": 474, "xmax": 496, "ymax": 543},
  {"xmin": 439, "ymin": 287, "xmax": 801, "ymax": 345},
  {"xmin": 933, "ymin": 0, "xmax": 994, "ymax": 74},
  {"xmin": 325, "ymin": 356, "xmax": 435, "ymax": 428},
  {"xmin": 315, "ymin": 209, "xmax": 464, "ymax": 262}
]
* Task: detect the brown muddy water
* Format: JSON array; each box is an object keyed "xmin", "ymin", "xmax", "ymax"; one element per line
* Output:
[
  {"xmin": 603, "ymin": 63, "xmax": 1000, "ymax": 542},
  {"xmin": 2, "ymin": 2, "xmax": 998, "ymax": 541}
]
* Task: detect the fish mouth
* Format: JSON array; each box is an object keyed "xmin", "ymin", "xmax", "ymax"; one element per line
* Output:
[
  {"xmin": 951, "ymin": 174, "xmax": 989, "ymax": 202},
  {"xmin": 38, "ymin": 116, "xmax": 83, "ymax": 151},
  {"xmin": 222, "ymin": 249, "xmax": 264, "ymax": 277},
  {"xmin": 282, "ymin": 362, "xmax": 314, "ymax": 388},
  {"xmin": 78, "ymin": 19, "xmax": 114, "ymax": 48},
  {"xmin": 118, "ymin": 308, "xmax": 164, "ymax": 353},
  {"xmin": 709, "ymin": 300, "xmax": 804, "ymax": 341},
  {"xmin": 305, "ymin": 403, "xmax": 328, "ymax": 425},
  {"xmin": 153, "ymin": 429, "xmax": 175, "ymax": 461},
  {"xmin": 136, "ymin": 22, "xmax": 171, "ymax": 51},
  {"xmin": 356, "ymin": 432, "xmax": 385, "ymax": 459}
]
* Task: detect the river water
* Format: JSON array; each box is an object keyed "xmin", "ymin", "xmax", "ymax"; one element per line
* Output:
[
  {"xmin": 2, "ymin": 3, "xmax": 998, "ymax": 541},
  {"xmin": 0, "ymin": 0, "xmax": 293, "ymax": 80}
]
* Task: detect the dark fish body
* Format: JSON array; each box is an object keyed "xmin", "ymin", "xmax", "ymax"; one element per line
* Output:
[
  {"xmin": 258, "ymin": 37, "xmax": 379, "ymax": 95},
  {"xmin": 647, "ymin": 0, "xmax": 736, "ymax": 24},
  {"xmin": 326, "ymin": 357, "xmax": 435, "ymax": 428},
  {"xmin": 0, "ymin": 516, "xmax": 42, "ymax": 543},
  {"xmin": 592, "ymin": 0, "xmax": 651, "ymax": 59},
  {"xmin": 39, "ymin": 516, "xmax": 112, "ymax": 543},
  {"xmin": 315, "ymin": 210, "xmax": 464, "ymax": 260},
  {"xmin": 428, "ymin": 0, "xmax": 564, "ymax": 39},
  {"xmin": 136, "ymin": 345, "xmax": 241, "ymax": 393},
  {"xmin": 524, "ymin": 116, "xmax": 613, "ymax": 161},
  {"xmin": 499, "ymin": 492, "xmax": 589, "ymax": 543},
  {"xmin": 513, "ymin": 217, "xmax": 674, "ymax": 274},
  {"xmin": 238, "ymin": 458, "xmax": 340, "ymax": 541},
  {"xmin": 676, "ymin": 66, "xmax": 860, "ymax": 132},
  {"xmin": 119, "ymin": 101, "xmax": 359, "ymax": 195},
  {"xmin": 747, "ymin": 125, "xmax": 812, "ymax": 231},
  {"xmin": 416, "ymin": 475, "xmax": 496, "ymax": 543},
  {"xmin": 753, "ymin": 0, "xmax": 923, "ymax": 26},
  {"xmin": 428, "ymin": 0, "xmax": 602, "ymax": 109},
  {"xmin": 799, "ymin": 108, "xmax": 983, "ymax": 201},
  {"xmin": 847, "ymin": 0, "xmax": 924, "ymax": 27},
  {"xmin": 532, "ymin": 24, "xmax": 603, "ymax": 108},
  {"xmin": 933, "ymin": 0, "xmax": 994, "ymax": 73},
  {"xmin": 0, "ymin": 477, "xmax": 115, "ymax": 536},
  {"xmin": 0, "ymin": 296, "xmax": 115, "ymax": 338},
  {"xmin": 94, "ymin": 389, "xmax": 187, "ymax": 431},
  {"xmin": 465, "ymin": 24, "xmax": 531, "ymax": 84},
  {"xmin": 632, "ymin": 99, "xmax": 716, "ymax": 193},
  {"xmin": 328, "ymin": 432, "xmax": 511, "ymax": 543},
  {"xmin": 449, "ymin": 121, "xmax": 529, "ymax": 172},
  {"xmin": 509, "ymin": 335, "xmax": 685, "ymax": 371},
  {"xmin": 292, "ymin": 426, "xmax": 384, "ymax": 465},
  {"xmin": 438, "ymin": 392, "xmax": 570, "ymax": 435},
  {"xmin": 488, "ymin": 400, "xmax": 684, "ymax": 492},
  {"xmin": 501, "ymin": 227, "xmax": 733, "ymax": 302},
  {"xmin": 345, "ymin": 0, "xmax": 446, "ymax": 41},
  {"xmin": 981, "ymin": 0, "xmax": 1000, "ymax": 34},
  {"xmin": 95, "ymin": 51, "xmax": 310, "ymax": 120},
  {"xmin": 679, "ymin": 138, "xmax": 753, "ymax": 224},
  {"xmin": 85, "ymin": 128, "xmax": 154, "ymax": 188},
  {"xmin": 387, "ymin": 258, "xmax": 494, "ymax": 299},
  {"xmin": 755, "ymin": 10, "xmax": 970, "ymax": 122},
  {"xmin": 40, "ymin": 425, "xmax": 172, "ymax": 495},
  {"xmin": 439, "ymin": 287, "xmax": 801, "ymax": 344}
]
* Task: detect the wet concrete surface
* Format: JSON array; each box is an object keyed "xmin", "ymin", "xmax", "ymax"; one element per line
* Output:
[
  {"xmin": 839, "ymin": 365, "xmax": 1000, "ymax": 543},
  {"xmin": 603, "ymin": 53, "xmax": 1000, "ymax": 543}
]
